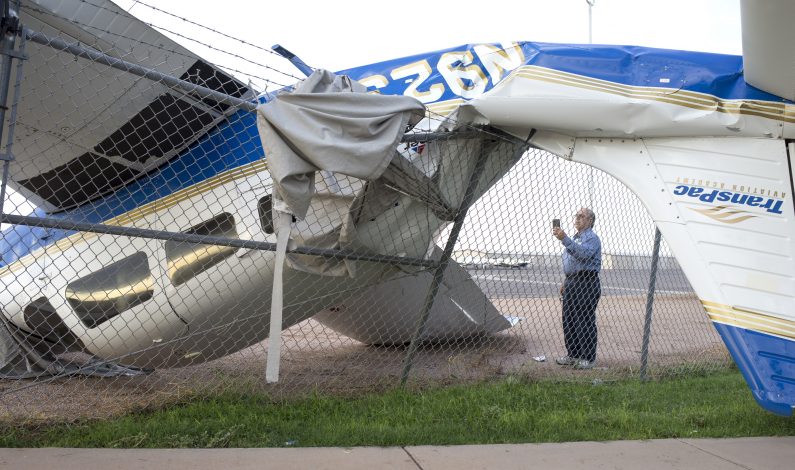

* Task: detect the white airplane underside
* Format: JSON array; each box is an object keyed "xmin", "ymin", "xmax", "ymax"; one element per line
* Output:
[{"xmin": 1, "ymin": 0, "xmax": 794, "ymax": 416}]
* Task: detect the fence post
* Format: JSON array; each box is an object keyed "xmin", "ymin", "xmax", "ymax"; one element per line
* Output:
[
  {"xmin": 0, "ymin": 0, "xmax": 23, "ymax": 219},
  {"xmin": 640, "ymin": 227, "xmax": 662, "ymax": 380},
  {"xmin": 399, "ymin": 147, "xmax": 491, "ymax": 386}
]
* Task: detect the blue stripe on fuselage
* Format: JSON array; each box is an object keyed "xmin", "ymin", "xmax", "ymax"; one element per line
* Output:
[{"xmin": 338, "ymin": 42, "xmax": 788, "ymax": 103}]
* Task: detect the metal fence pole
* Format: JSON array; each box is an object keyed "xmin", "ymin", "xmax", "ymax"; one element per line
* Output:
[
  {"xmin": 0, "ymin": 213, "xmax": 437, "ymax": 268},
  {"xmin": 399, "ymin": 147, "xmax": 491, "ymax": 386},
  {"xmin": 0, "ymin": 1, "xmax": 22, "ymax": 219},
  {"xmin": 640, "ymin": 227, "xmax": 662, "ymax": 380}
]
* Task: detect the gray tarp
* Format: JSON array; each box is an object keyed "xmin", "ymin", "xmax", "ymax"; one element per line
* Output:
[
  {"xmin": 257, "ymin": 70, "xmax": 428, "ymax": 382},
  {"xmin": 257, "ymin": 69, "xmax": 425, "ymax": 219},
  {"xmin": 256, "ymin": 69, "xmax": 434, "ymax": 278}
]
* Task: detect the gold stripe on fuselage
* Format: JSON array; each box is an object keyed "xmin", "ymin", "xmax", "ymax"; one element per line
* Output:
[
  {"xmin": 427, "ymin": 99, "xmax": 466, "ymax": 118},
  {"xmin": 702, "ymin": 299, "xmax": 795, "ymax": 340},
  {"xmin": 503, "ymin": 66, "xmax": 794, "ymax": 123}
]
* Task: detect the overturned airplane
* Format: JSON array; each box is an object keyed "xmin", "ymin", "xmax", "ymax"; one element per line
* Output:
[{"xmin": 0, "ymin": 0, "xmax": 793, "ymax": 416}]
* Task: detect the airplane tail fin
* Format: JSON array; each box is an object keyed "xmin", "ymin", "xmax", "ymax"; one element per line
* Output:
[{"xmin": 571, "ymin": 136, "xmax": 795, "ymax": 415}]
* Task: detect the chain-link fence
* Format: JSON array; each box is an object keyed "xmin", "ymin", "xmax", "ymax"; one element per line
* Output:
[{"xmin": 0, "ymin": 0, "xmax": 731, "ymax": 424}]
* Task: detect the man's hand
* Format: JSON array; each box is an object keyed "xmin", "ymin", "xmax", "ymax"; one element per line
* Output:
[{"xmin": 553, "ymin": 226, "xmax": 566, "ymax": 240}]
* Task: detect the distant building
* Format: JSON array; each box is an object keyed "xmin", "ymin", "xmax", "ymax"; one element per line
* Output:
[{"xmin": 453, "ymin": 249, "xmax": 681, "ymax": 270}]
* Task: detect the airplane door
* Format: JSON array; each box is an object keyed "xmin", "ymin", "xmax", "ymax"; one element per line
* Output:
[{"xmin": 157, "ymin": 172, "xmax": 270, "ymax": 365}]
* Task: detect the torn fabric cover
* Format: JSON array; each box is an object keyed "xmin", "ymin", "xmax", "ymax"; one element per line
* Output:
[
  {"xmin": 257, "ymin": 69, "xmax": 426, "ymax": 219},
  {"xmin": 257, "ymin": 69, "xmax": 424, "ymax": 382}
]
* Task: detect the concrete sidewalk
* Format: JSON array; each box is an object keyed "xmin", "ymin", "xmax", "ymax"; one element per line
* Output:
[{"xmin": 1, "ymin": 437, "xmax": 793, "ymax": 469}]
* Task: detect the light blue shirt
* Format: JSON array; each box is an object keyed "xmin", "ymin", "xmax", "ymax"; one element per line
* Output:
[{"xmin": 561, "ymin": 227, "xmax": 601, "ymax": 275}]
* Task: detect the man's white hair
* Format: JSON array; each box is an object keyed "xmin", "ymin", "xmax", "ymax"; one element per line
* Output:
[{"xmin": 583, "ymin": 207, "xmax": 596, "ymax": 228}]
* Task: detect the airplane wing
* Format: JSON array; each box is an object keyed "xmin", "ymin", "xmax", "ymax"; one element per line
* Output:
[
  {"xmin": 9, "ymin": 0, "xmax": 251, "ymax": 213},
  {"xmin": 740, "ymin": 0, "xmax": 795, "ymax": 101}
]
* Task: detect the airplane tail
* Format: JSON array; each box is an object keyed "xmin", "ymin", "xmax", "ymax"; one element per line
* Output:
[{"xmin": 570, "ymin": 136, "xmax": 795, "ymax": 415}]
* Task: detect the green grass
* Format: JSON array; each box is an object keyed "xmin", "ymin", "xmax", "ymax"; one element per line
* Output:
[{"xmin": 2, "ymin": 369, "xmax": 793, "ymax": 447}]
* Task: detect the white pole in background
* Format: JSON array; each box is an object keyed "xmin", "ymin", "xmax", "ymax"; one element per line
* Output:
[
  {"xmin": 586, "ymin": 0, "xmax": 595, "ymax": 206},
  {"xmin": 587, "ymin": 0, "xmax": 594, "ymax": 43}
]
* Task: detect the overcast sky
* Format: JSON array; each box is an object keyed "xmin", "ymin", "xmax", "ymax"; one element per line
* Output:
[{"xmin": 114, "ymin": 0, "xmax": 742, "ymax": 89}]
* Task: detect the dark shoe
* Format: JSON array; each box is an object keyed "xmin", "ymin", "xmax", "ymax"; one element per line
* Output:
[{"xmin": 555, "ymin": 355, "xmax": 576, "ymax": 366}]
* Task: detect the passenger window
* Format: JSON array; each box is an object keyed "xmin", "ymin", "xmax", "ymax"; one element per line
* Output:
[
  {"xmin": 164, "ymin": 212, "xmax": 238, "ymax": 286},
  {"xmin": 65, "ymin": 252, "xmax": 154, "ymax": 328}
]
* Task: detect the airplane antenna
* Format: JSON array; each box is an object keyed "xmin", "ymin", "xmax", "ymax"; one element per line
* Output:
[{"xmin": 271, "ymin": 44, "xmax": 315, "ymax": 78}]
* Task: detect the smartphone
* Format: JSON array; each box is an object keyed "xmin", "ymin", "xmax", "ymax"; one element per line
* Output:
[{"xmin": 552, "ymin": 218, "xmax": 560, "ymax": 228}]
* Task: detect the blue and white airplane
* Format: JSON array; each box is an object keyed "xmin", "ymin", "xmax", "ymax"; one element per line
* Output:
[{"xmin": 1, "ymin": 0, "xmax": 794, "ymax": 416}]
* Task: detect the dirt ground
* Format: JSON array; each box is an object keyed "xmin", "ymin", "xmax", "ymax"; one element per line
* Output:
[{"xmin": 0, "ymin": 294, "xmax": 731, "ymax": 424}]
